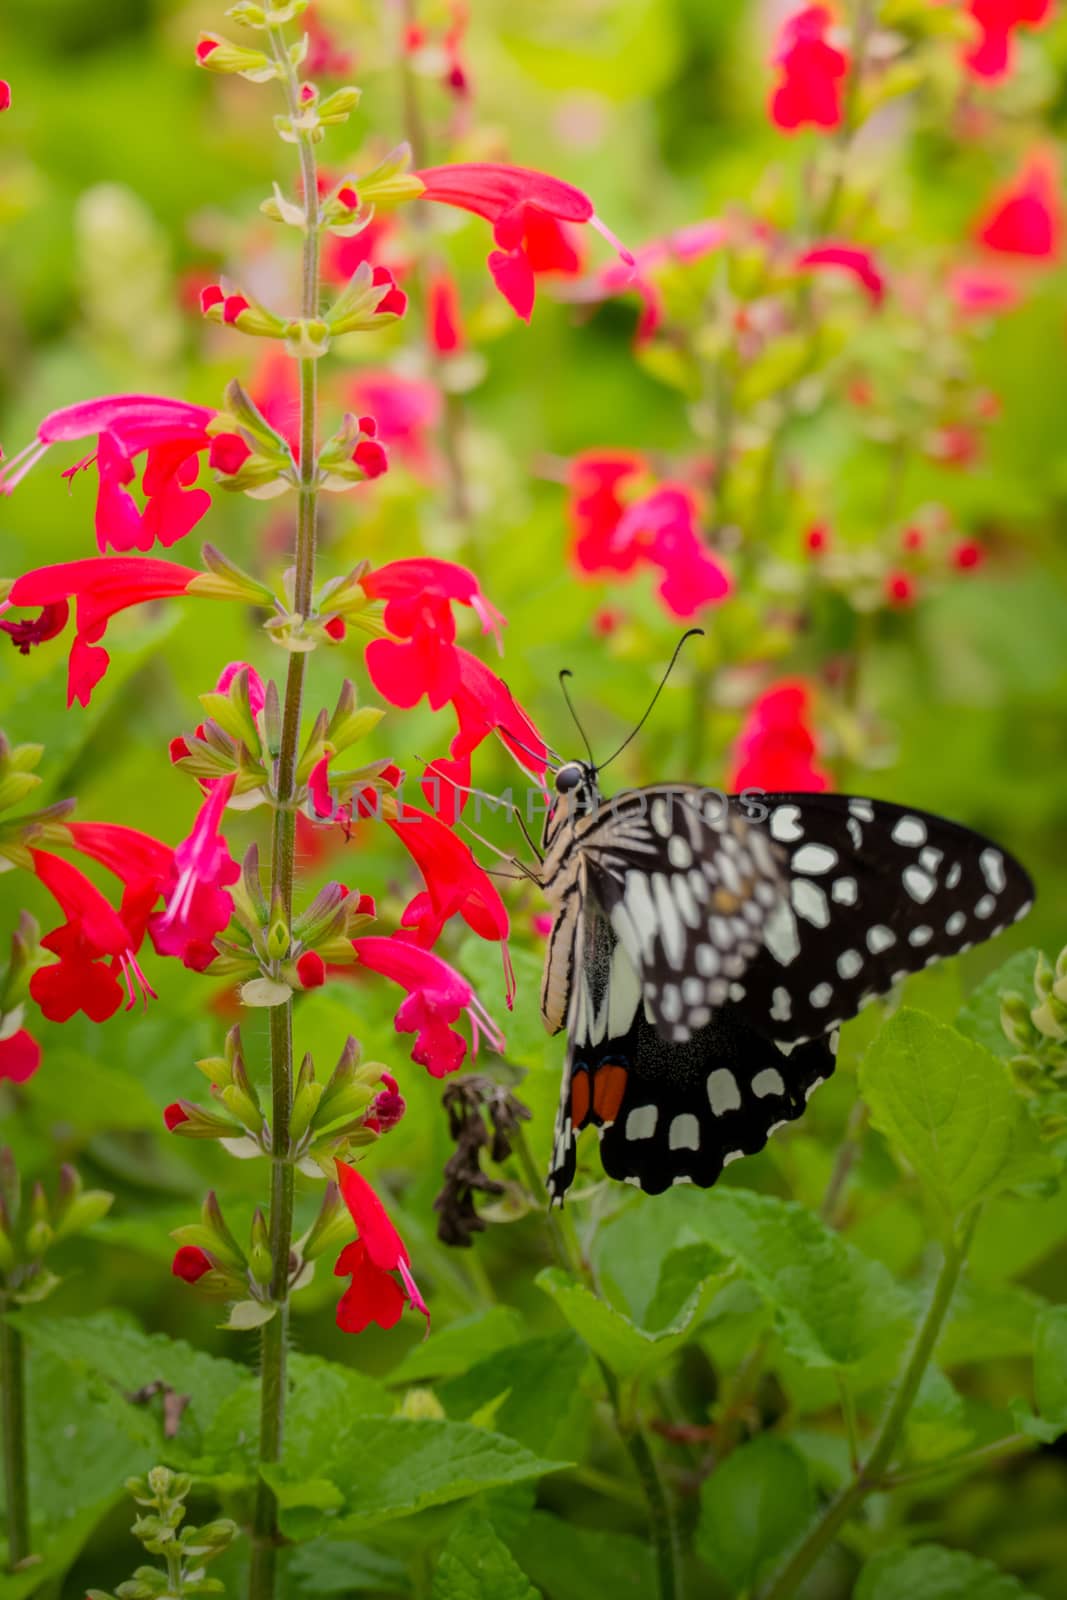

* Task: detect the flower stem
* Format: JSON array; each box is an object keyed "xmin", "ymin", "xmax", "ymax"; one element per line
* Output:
[
  {"xmin": 248, "ymin": 29, "xmax": 322, "ymax": 1600},
  {"xmin": 0, "ymin": 1309, "xmax": 30, "ymax": 1569},
  {"xmin": 756, "ymin": 1228, "xmax": 969, "ymax": 1600}
]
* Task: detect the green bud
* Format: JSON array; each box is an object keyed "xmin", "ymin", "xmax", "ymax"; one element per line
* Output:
[
  {"xmin": 54, "ymin": 1187, "xmax": 113, "ymax": 1243},
  {"xmin": 0, "ymin": 1207, "xmax": 17, "ymax": 1274},
  {"xmin": 167, "ymin": 1101, "xmax": 244, "ymax": 1140},
  {"xmin": 300, "ymin": 1180, "xmax": 349, "ymax": 1261},
  {"xmin": 219, "ymin": 1083, "xmax": 265, "ymax": 1133},
  {"xmin": 266, "ymin": 916, "xmax": 290, "ymax": 960},
  {"xmin": 290, "ymin": 1079, "xmax": 324, "ymax": 1145},
  {"xmin": 398, "ymin": 1387, "xmax": 446, "ymax": 1422},
  {"xmin": 317, "ymin": 85, "xmax": 362, "ymax": 125},
  {"xmin": 1032, "ymin": 995, "xmax": 1067, "ymax": 1042},
  {"xmin": 1000, "ymin": 992, "xmax": 1037, "ymax": 1050},
  {"xmin": 182, "ymin": 1516, "xmax": 238, "ymax": 1555},
  {"xmin": 191, "ymin": 545, "xmax": 275, "ymax": 605},
  {"xmin": 248, "ymin": 1208, "xmax": 273, "ymax": 1286},
  {"xmin": 196, "ymin": 33, "xmax": 277, "ymax": 82},
  {"xmin": 196, "ymin": 1055, "xmax": 232, "ymax": 1090},
  {"xmin": 357, "ymin": 143, "xmax": 424, "ymax": 207},
  {"xmin": 1034, "ymin": 952, "xmax": 1055, "ymax": 1002},
  {"xmin": 326, "ymin": 261, "xmax": 402, "ymax": 337}
]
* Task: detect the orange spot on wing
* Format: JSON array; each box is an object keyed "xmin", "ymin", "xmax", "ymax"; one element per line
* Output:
[
  {"xmin": 571, "ymin": 1070, "xmax": 591, "ymax": 1128},
  {"xmin": 592, "ymin": 1063, "xmax": 628, "ymax": 1125}
]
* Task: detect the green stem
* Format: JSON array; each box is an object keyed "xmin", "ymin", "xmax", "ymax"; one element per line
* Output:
[
  {"xmin": 248, "ymin": 29, "xmax": 322, "ymax": 1600},
  {"xmin": 0, "ymin": 1310, "xmax": 30, "ymax": 1569},
  {"xmin": 757, "ymin": 1230, "xmax": 968, "ymax": 1600},
  {"xmin": 880, "ymin": 1433, "xmax": 1032, "ymax": 1491}
]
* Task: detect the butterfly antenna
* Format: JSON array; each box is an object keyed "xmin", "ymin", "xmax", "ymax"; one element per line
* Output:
[
  {"xmin": 559, "ymin": 669, "xmax": 597, "ymax": 769},
  {"xmin": 599, "ymin": 628, "xmax": 705, "ymax": 771}
]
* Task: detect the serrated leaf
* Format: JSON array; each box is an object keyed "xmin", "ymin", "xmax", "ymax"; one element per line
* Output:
[
  {"xmin": 432, "ymin": 1509, "xmax": 541, "ymax": 1600},
  {"xmin": 507, "ymin": 1511, "xmax": 655, "ymax": 1600},
  {"xmin": 288, "ymin": 1538, "xmax": 410, "ymax": 1596},
  {"xmin": 955, "ymin": 950, "xmax": 1044, "ymax": 1059},
  {"xmin": 938, "ymin": 1278, "xmax": 1045, "ymax": 1368},
  {"xmin": 536, "ymin": 1266, "xmax": 716, "ymax": 1381},
  {"xmin": 855, "ymin": 1542, "xmax": 1041, "ymax": 1600},
  {"xmin": 695, "ymin": 1434, "xmax": 814, "ymax": 1590},
  {"xmin": 859, "ymin": 1009, "xmax": 1037, "ymax": 1232},
  {"xmin": 389, "ymin": 1307, "xmax": 527, "ymax": 1386},
  {"xmin": 1033, "ymin": 1304, "xmax": 1067, "ymax": 1431},
  {"xmin": 438, "ymin": 1332, "xmax": 590, "ymax": 1459},
  {"xmin": 905, "ymin": 1368, "xmax": 974, "ymax": 1462}
]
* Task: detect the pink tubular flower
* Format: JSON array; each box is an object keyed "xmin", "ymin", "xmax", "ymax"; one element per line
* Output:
[
  {"xmin": 769, "ymin": 6, "xmax": 848, "ymax": 132},
  {"xmin": 346, "ymin": 371, "xmax": 442, "ymax": 477},
  {"xmin": 334, "ymin": 1159, "xmax": 429, "ymax": 1335},
  {"xmin": 795, "ymin": 243, "xmax": 886, "ymax": 306},
  {"xmin": 963, "ymin": 0, "xmax": 1051, "ymax": 80},
  {"xmin": 728, "ymin": 680, "xmax": 830, "ymax": 793},
  {"xmin": 150, "ymin": 774, "xmax": 240, "ymax": 970},
  {"xmin": 0, "ymin": 396, "xmax": 216, "ymax": 553},
  {"xmin": 352, "ymin": 937, "xmax": 505, "ymax": 1078},
  {"xmin": 0, "ymin": 1029, "xmax": 41, "ymax": 1084},
  {"xmin": 28, "ymin": 850, "xmax": 158, "ymax": 1023},
  {"xmin": 976, "ymin": 151, "xmax": 1062, "ymax": 259},
  {"xmin": 361, "ymin": 558, "xmax": 505, "ymax": 711},
  {"xmin": 414, "ymin": 163, "xmax": 632, "ymax": 322},
  {"xmin": 428, "ymin": 272, "xmax": 465, "ymax": 355},
  {"xmin": 389, "ymin": 806, "xmax": 510, "ymax": 954},
  {"xmin": 0, "ymin": 557, "xmax": 202, "ymax": 707}
]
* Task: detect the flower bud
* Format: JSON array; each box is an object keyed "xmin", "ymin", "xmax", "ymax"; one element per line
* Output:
[
  {"xmin": 398, "ymin": 1388, "xmax": 446, "ymax": 1421},
  {"xmin": 248, "ymin": 1207, "xmax": 273, "ymax": 1286},
  {"xmin": 1000, "ymin": 992, "xmax": 1037, "ymax": 1051},
  {"xmin": 195, "ymin": 33, "xmax": 277, "ymax": 82},
  {"xmin": 283, "ymin": 317, "xmax": 331, "ymax": 359},
  {"xmin": 164, "ymin": 1100, "xmax": 243, "ymax": 1140},
  {"xmin": 326, "ymin": 263, "xmax": 407, "ymax": 337},
  {"xmin": 182, "ymin": 1517, "xmax": 238, "ymax": 1555},
  {"xmin": 300, "ymin": 1180, "xmax": 349, "ymax": 1261},
  {"xmin": 290, "ymin": 1068, "xmax": 325, "ymax": 1145},
  {"xmin": 357, "ymin": 143, "xmax": 425, "ymax": 207},
  {"xmin": 191, "ymin": 544, "xmax": 276, "ymax": 605},
  {"xmin": 316, "ymin": 85, "xmax": 362, "ymax": 125},
  {"xmin": 1032, "ymin": 994, "xmax": 1067, "ymax": 1042},
  {"xmin": 266, "ymin": 915, "xmax": 291, "ymax": 960}
]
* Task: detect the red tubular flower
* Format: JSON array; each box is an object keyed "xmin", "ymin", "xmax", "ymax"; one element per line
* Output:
[
  {"xmin": 172, "ymin": 1244, "xmax": 213, "ymax": 1282},
  {"xmin": 366, "ymin": 1072, "xmax": 406, "ymax": 1134},
  {"xmin": 334, "ymin": 1159, "xmax": 429, "ymax": 1334},
  {"xmin": 428, "ymin": 273, "xmax": 465, "ymax": 355},
  {"xmin": 0, "ymin": 82, "xmax": 10, "ymax": 112},
  {"xmin": 963, "ymin": 0, "xmax": 1051, "ymax": 81},
  {"xmin": 948, "ymin": 264, "xmax": 1021, "ymax": 317},
  {"xmin": 29, "ymin": 850, "xmax": 157, "ymax": 1023},
  {"xmin": 728, "ymin": 680, "xmax": 831, "ymax": 793},
  {"xmin": 0, "ymin": 1029, "xmax": 41, "ymax": 1084},
  {"xmin": 164, "ymin": 1103, "xmax": 191, "ymax": 1131},
  {"xmin": 361, "ymin": 558, "xmax": 505, "ymax": 711},
  {"xmin": 352, "ymin": 936, "xmax": 505, "ymax": 1078},
  {"xmin": 976, "ymin": 152, "xmax": 1062, "ymax": 259},
  {"xmin": 769, "ymin": 6, "xmax": 848, "ymax": 132},
  {"xmin": 795, "ymin": 243, "xmax": 886, "ymax": 306},
  {"xmin": 347, "ymin": 372, "xmax": 441, "ymax": 477},
  {"xmin": 296, "ymin": 951, "xmax": 327, "ymax": 989},
  {"xmin": 434, "ymin": 647, "xmax": 550, "ymax": 813},
  {"xmin": 0, "ymin": 395, "xmax": 216, "ymax": 553},
  {"xmin": 389, "ymin": 806, "xmax": 510, "ymax": 952},
  {"xmin": 414, "ymin": 163, "xmax": 632, "ymax": 322},
  {"xmin": 569, "ymin": 452, "xmax": 648, "ymax": 574},
  {"xmin": 0, "ymin": 557, "xmax": 201, "ymax": 707},
  {"xmin": 150, "ymin": 774, "xmax": 240, "ymax": 970},
  {"xmin": 805, "ymin": 523, "xmax": 831, "ymax": 556}
]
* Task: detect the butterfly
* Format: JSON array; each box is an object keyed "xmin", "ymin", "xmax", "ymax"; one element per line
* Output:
[{"xmin": 527, "ymin": 648, "xmax": 1035, "ymax": 1203}]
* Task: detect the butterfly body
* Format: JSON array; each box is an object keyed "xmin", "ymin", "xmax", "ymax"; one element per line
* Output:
[{"xmin": 538, "ymin": 770, "xmax": 1034, "ymax": 1201}]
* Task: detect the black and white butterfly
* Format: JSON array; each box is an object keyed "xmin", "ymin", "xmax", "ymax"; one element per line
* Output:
[{"xmin": 534, "ymin": 753, "xmax": 1034, "ymax": 1203}]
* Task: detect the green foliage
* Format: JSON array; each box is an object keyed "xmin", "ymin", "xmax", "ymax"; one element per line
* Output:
[
  {"xmin": 855, "ymin": 1543, "xmax": 1041, "ymax": 1600},
  {"xmin": 696, "ymin": 1434, "xmax": 815, "ymax": 1589},
  {"xmin": 431, "ymin": 1510, "xmax": 541, "ymax": 1600}
]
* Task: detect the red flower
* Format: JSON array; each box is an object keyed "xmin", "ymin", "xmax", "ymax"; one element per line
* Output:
[
  {"xmin": 948, "ymin": 264, "xmax": 1021, "ymax": 317},
  {"xmin": 428, "ymin": 272, "xmax": 465, "ymax": 355},
  {"xmin": 361, "ymin": 558, "xmax": 505, "ymax": 711},
  {"xmin": 805, "ymin": 522, "xmax": 831, "ymax": 556},
  {"xmin": 172, "ymin": 1244, "xmax": 213, "ymax": 1283},
  {"xmin": 963, "ymin": 0, "xmax": 1051, "ymax": 81},
  {"xmin": 0, "ymin": 82, "xmax": 10, "ymax": 112},
  {"xmin": 0, "ymin": 1029, "xmax": 40, "ymax": 1084},
  {"xmin": 0, "ymin": 557, "xmax": 201, "ymax": 707},
  {"xmin": 164, "ymin": 1103, "xmax": 191, "ymax": 1131},
  {"xmin": 365, "ymin": 1072, "xmax": 406, "ymax": 1135},
  {"xmin": 570, "ymin": 452, "xmax": 648, "ymax": 574},
  {"xmin": 952, "ymin": 539, "xmax": 985, "ymax": 570},
  {"xmin": 795, "ymin": 243, "xmax": 886, "ymax": 306},
  {"xmin": 415, "ymin": 163, "xmax": 632, "ymax": 322},
  {"xmin": 390, "ymin": 806, "xmax": 510, "ymax": 952},
  {"xmin": 28, "ymin": 850, "xmax": 157, "ymax": 1023},
  {"xmin": 334, "ymin": 1159, "xmax": 429, "ymax": 1334},
  {"xmin": 769, "ymin": 6, "xmax": 848, "ymax": 132},
  {"xmin": 976, "ymin": 152, "xmax": 1062, "ymax": 259},
  {"xmin": 346, "ymin": 371, "xmax": 442, "ymax": 477},
  {"xmin": 352, "ymin": 937, "xmax": 504, "ymax": 1078},
  {"xmin": 430, "ymin": 647, "xmax": 550, "ymax": 818},
  {"xmin": 296, "ymin": 951, "xmax": 327, "ymax": 989},
  {"xmin": 728, "ymin": 680, "xmax": 830, "ymax": 793},
  {"xmin": 0, "ymin": 396, "xmax": 216, "ymax": 553},
  {"xmin": 150, "ymin": 774, "xmax": 240, "ymax": 971},
  {"xmin": 885, "ymin": 571, "xmax": 917, "ymax": 607}
]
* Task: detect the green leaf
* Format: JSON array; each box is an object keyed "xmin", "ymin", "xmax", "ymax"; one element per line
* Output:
[
  {"xmin": 859, "ymin": 1009, "xmax": 1036, "ymax": 1231},
  {"xmin": 667, "ymin": 1187, "xmax": 912, "ymax": 1370},
  {"xmin": 855, "ymin": 1543, "xmax": 1041, "ymax": 1600},
  {"xmin": 316, "ymin": 1419, "xmax": 566, "ymax": 1535},
  {"xmin": 905, "ymin": 1368, "xmax": 974, "ymax": 1462},
  {"xmin": 695, "ymin": 1434, "xmax": 814, "ymax": 1590},
  {"xmin": 507, "ymin": 1512, "xmax": 655, "ymax": 1600},
  {"xmin": 938, "ymin": 1279, "xmax": 1044, "ymax": 1368},
  {"xmin": 1033, "ymin": 1304, "xmax": 1067, "ymax": 1431},
  {"xmin": 438, "ymin": 1332, "xmax": 591, "ymax": 1459},
  {"xmin": 390, "ymin": 1306, "xmax": 527, "ymax": 1386},
  {"xmin": 221, "ymin": 1299, "xmax": 277, "ymax": 1330},
  {"xmin": 458, "ymin": 939, "xmax": 549, "ymax": 1068},
  {"xmin": 432, "ymin": 1509, "xmax": 541, "ymax": 1600},
  {"xmin": 955, "ymin": 950, "xmax": 1044, "ymax": 1059},
  {"xmin": 288, "ymin": 1538, "xmax": 410, "ymax": 1596},
  {"xmin": 536, "ymin": 1266, "xmax": 717, "ymax": 1381},
  {"xmin": 0, "ymin": 1500, "xmax": 118, "ymax": 1600}
]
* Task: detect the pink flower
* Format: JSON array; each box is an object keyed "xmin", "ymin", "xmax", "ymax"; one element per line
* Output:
[
  {"xmin": 150, "ymin": 774, "xmax": 240, "ymax": 970},
  {"xmin": 948, "ymin": 264, "xmax": 1022, "ymax": 316},
  {"xmin": 0, "ymin": 82, "xmax": 10, "ymax": 113},
  {"xmin": 596, "ymin": 220, "xmax": 728, "ymax": 343},
  {"xmin": 352, "ymin": 937, "xmax": 504, "ymax": 1077},
  {"xmin": 365, "ymin": 1072, "xmax": 406, "ymax": 1134},
  {"xmin": 415, "ymin": 163, "xmax": 632, "ymax": 321},
  {"xmin": 361, "ymin": 558, "xmax": 505, "ymax": 711},
  {"xmin": 0, "ymin": 395, "xmax": 217, "ymax": 552},
  {"xmin": 769, "ymin": 6, "xmax": 848, "ymax": 132},
  {"xmin": 963, "ymin": 0, "xmax": 1051, "ymax": 81},
  {"xmin": 0, "ymin": 1030, "xmax": 40, "ymax": 1084},
  {"xmin": 28, "ymin": 850, "xmax": 158, "ymax": 1023},
  {"xmin": 0, "ymin": 557, "xmax": 202, "ymax": 707},
  {"xmin": 976, "ymin": 152, "xmax": 1062, "ymax": 258},
  {"xmin": 346, "ymin": 371, "xmax": 442, "ymax": 477},
  {"xmin": 428, "ymin": 272, "xmax": 465, "ymax": 355},
  {"xmin": 334, "ymin": 1159, "xmax": 428, "ymax": 1334},
  {"xmin": 795, "ymin": 243, "xmax": 886, "ymax": 306},
  {"xmin": 728, "ymin": 680, "xmax": 831, "ymax": 793}
]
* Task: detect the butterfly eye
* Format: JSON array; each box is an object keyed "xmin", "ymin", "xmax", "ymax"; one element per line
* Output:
[{"xmin": 555, "ymin": 764, "xmax": 586, "ymax": 795}]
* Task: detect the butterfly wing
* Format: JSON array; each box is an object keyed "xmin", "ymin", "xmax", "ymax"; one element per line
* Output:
[
  {"xmin": 546, "ymin": 896, "xmax": 835, "ymax": 1201},
  {"xmin": 576, "ymin": 785, "xmax": 787, "ymax": 1044},
  {"xmin": 726, "ymin": 793, "xmax": 1035, "ymax": 1042}
]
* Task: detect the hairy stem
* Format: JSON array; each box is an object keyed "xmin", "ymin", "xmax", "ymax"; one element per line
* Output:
[
  {"xmin": 757, "ymin": 1229, "xmax": 968, "ymax": 1600},
  {"xmin": 0, "ymin": 1311, "xmax": 29, "ymax": 1569},
  {"xmin": 248, "ymin": 28, "xmax": 321, "ymax": 1600}
]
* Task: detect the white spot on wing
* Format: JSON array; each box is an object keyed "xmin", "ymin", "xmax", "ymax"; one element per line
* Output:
[
  {"xmin": 652, "ymin": 873, "xmax": 685, "ymax": 967},
  {"xmin": 946, "ymin": 910, "xmax": 966, "ymax": 936},
  {"xmin": 837, "ymin": 949, "xmax": 862, "ymax": 979},
  {"xmin": 892, "ymin": 815, "xmax": 927, "ymax": 847},
  {"xmin": 771, "ymin": 986, "xmax": 792, "ymax": 1022},
  {"xmin": 668, "ymin": 834, "xmax": 692, "ymax": 870},
  {"xmin": 903, "ymin": 865, "xmax": 936, "ymax": 904},
  {"xmin": 810, "ymin": 982, "xmax": 833, "ymax": 1008},
  {"xmin": 908, "ymin": 925, "xmax": 933, "ymax": 947},
  {"xmin": 764, "ymin": 902, "xmax": 801, "ymax": 966},
  {"xmin": 791, "ymin": 877, "xmax": 829, "ymax": 928},
  {"xmin": 792, "ymin": 843, "xmax": 838, "ymax": 875},
  {"xmin": 867, "ymin": 924, "xmax": 896, "ymax": 954},
  {"xmin": 625, "ymin": 1105, "xmax": 658, "ymax": 1140},
  {"xmin": 669, "ymin": 1114, "xmax": 700, "ymax": 1151},
  {"xmin": 770, "ymin": 805, "xmax": 803, "ymax": 843},
  {"xmin": 975, "ymin": 894, "xmax": 996, "ymax": 919},
  {"xmin": 707, "ymin": 1068, "xmax": 742, "ymax": 1114},
  {"xmin": 980, "ymin": 849, "xmax": 1006, "ymax": 893},
  {"xmin": 752, "ymin": 1067, "xmax": 786, "ymax": 1098},
  {"xmin": 832, "ymin": 877, "xmax": 858, "ymax": 905},
  {"xmin": 849, "ymin": 799, "xmax": 875, "ymax": 822}
]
